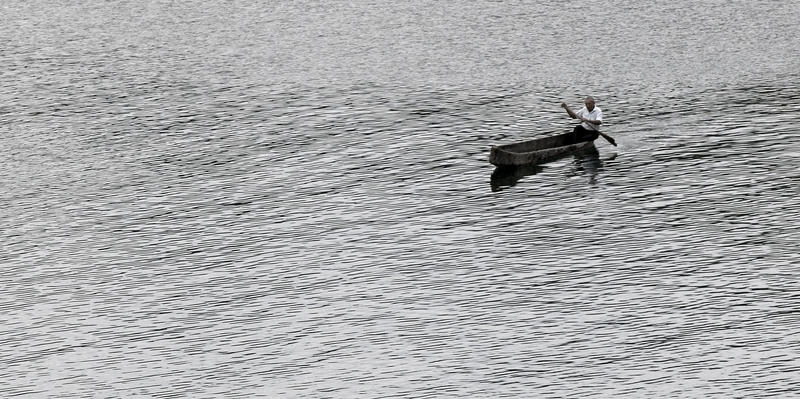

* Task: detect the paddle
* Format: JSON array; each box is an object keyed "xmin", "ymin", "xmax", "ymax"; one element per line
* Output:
[
  {"xmin": 561, "ymin": 103, "xmax": 617, "ymax": 147},
  {"xmin": 597, "ymin": 131, "xmax": 617, "ymax": 147}
]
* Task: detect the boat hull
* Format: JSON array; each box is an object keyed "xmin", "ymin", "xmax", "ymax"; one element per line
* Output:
[{"xmin": 489, "ymin": 132, "xmax": 596, "ymax": 166}]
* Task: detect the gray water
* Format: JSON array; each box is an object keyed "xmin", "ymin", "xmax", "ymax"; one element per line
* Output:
[{"xmin": 2, "ymin": 1, "xmax": 800, "ymax": 398}]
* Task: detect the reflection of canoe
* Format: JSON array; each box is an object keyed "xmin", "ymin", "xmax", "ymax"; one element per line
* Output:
[
  {"xmin": 489, "ymin": 132, "xmax": 595, "ymax": 166},
  {"xmin": 490, "ymin": 164, "xmax": 543, "ymax": 192}
]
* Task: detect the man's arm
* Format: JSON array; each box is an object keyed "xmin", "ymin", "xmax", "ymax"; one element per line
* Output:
[
  {"xmin": 581, "ymin": 117, "xmax": 602, "ymax": 125},
  {"xmin": 561, "ymin": 103, "xmax": 579, "ymax": 119},
  {"xmin": 561, "ymin": 103, "xmax": 602, "ymax": 125}
]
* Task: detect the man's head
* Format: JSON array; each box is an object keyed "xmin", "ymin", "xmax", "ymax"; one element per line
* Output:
[{"xmin": 584, "ymin": 96, "xmax": 596, "ymax": 111}]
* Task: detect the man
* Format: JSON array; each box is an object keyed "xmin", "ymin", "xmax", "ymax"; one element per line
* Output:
[{"xmin": 561, "ymin": 96, "xmax": 602, "ymax": 142}]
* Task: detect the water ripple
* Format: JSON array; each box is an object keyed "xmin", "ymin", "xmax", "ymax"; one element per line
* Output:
[{"xmin": 2, "ymin": 1, "xmax": 800, "ymax": 398}]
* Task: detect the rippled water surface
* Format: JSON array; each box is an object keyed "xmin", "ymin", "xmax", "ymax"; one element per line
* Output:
[{"xmin": 2, "ymin": 1, "xmax": 799, "ymax": 398}]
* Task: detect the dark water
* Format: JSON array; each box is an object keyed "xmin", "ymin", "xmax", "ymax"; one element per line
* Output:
[{"xmin": 2, "ymin": 1, "xmax": 799, "ymax": 397}]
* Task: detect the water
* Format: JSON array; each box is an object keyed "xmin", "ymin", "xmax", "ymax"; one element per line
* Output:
[{"xmin": 2, "ymin": 1, "xmax": 799, "ymax": 397}]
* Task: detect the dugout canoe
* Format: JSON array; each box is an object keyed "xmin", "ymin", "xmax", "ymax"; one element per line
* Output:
[{"xmin": 489, "ymin": 132, "xmax": 596, "ymax": 167}]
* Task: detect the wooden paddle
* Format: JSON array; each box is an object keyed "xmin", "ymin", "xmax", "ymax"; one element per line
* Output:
[
  {"xmin": 597, "ymin": 131, "xmax": 617, "ymax": 147},
  {"xmin": 561, "ymin": 103, "xmax": 617, "ymax": 146}
]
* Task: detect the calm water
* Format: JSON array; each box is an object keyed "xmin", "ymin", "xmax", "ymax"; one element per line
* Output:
[{"xmin": 2, "ymin": 1, "xmax": 799, "ymax": 398}]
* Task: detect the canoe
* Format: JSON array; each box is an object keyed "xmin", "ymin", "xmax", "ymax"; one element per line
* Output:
[{"xmin": 489, "ymin": 132, "xmax": 596, "ymax": 166}]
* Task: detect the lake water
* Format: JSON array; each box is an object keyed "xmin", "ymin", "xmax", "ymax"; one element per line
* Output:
[{"xmin": 2, "ymin": 1, "xmax": 799, "ymax": 397}]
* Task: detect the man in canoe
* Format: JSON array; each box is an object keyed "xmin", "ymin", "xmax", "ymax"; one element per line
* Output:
[{"xmin": 561, "ymin": 96, "xmax": 603, "ymax": 142}]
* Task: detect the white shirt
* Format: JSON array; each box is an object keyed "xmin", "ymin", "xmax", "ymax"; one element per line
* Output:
[{"xmin": 576, "ymin": 106, "xmax": 603, "ymax": 131}]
